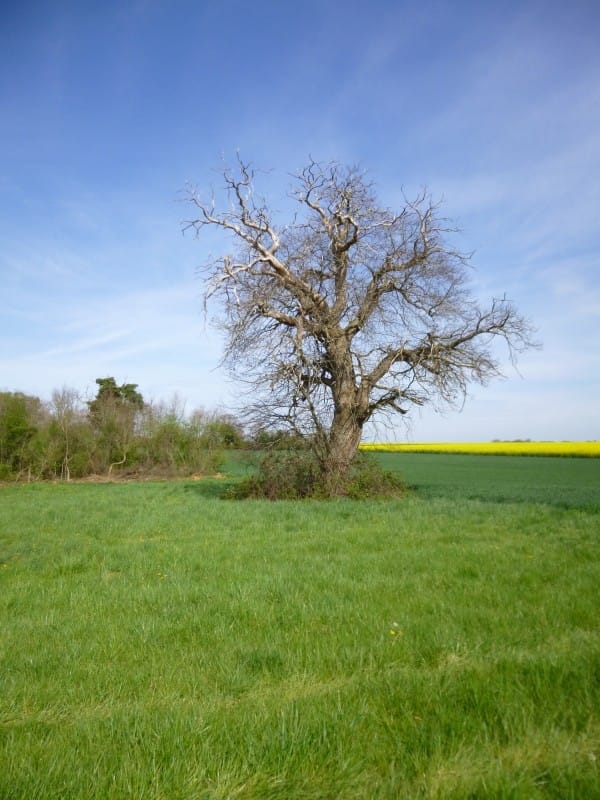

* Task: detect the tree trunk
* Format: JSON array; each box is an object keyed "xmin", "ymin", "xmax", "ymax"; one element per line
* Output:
[
  {"xmin": 320, "ymin": 410, "xmax": 363, "ymax": 496},
  {"xmin": 108, "ymin": 452, "xmax": 127, "ymax": 475}
]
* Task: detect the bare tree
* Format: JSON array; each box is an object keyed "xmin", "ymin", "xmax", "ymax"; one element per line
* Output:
[
  {"xmin": 185, "ymin": 158, "xmax": 536, "ymax": 495},
  {"xmin": 50, "ymin": 387, "xmax": 82, "ymax": 481}
]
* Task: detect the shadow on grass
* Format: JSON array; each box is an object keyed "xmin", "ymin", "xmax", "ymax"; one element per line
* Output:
[{"xmin": 181, "ymin": 477, "xmax": 239, "ymax": 499}]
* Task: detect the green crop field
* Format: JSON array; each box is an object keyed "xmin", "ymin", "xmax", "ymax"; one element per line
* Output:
[
  {"xmin": 371, "ymin": 451, "xmax": 600, "ymax": 509},
  {"xmin": 1, "ymin": 455, "xmax": 599, "ymax": 798}
]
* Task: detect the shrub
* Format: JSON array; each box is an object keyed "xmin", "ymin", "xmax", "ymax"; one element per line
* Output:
[
  {"xmin": 0, "ymin": 463, "xmax": 12, "ymax": 481},
  {"xmin": 345, "ymin": 453, "xmax": 406, "ymax": 499},
  {"xmin": 229, "ymin": 451, "xmax": 405, "ymax": 500},
  {"xmin": 228, "ymin": 450, "xmax": 322, "ymax": 500}
]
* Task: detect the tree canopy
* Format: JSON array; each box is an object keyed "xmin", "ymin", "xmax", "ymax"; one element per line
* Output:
[{"xmin": 185, "ymin": 158, "xmax": 536, "ymax": 495}]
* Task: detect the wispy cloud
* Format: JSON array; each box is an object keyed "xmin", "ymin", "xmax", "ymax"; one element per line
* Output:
[
  {"xmin": 1, "ymin": 273, "xmax": 228, "ymax": 406},
  {"xmin": 1, "ymin": 1, "xmax": 598, "ymax": 439}
]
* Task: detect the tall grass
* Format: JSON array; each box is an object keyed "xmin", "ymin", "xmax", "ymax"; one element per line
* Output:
[{"xmin": 1, "ymin": 468, "xmax": 599, "ymax": 798}]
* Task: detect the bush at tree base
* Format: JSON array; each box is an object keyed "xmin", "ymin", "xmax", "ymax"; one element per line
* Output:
[{"xmin": 227, "ymin": 451, "xmax": 405, "ymax": 500}]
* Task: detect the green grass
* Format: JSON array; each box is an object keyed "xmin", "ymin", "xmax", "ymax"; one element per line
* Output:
[
  {"xmin": 372, "ymin": 451, "xmax": 600, "ymax": 508},
  {"xmin": 1, "ymin": 457, "xmax": 599, "ymax": 798}
]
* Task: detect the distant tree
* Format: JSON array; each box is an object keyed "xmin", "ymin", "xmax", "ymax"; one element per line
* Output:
[
  {"xmin": 0, "ymin": 392, "xmax": 43, "ymax": 478},
  {"xmin": 88, "ymin": 378, "xmax": 144, "ymax": 473},
  {"xmin": 88, "ymin": 378, "xmax": 144, "ymax": 417},
  {"xmin": 48, "ymin": 388, "xmax": 90, "ymax": 480},
  {"xmin": 0, "ymin": 381, "xmax": 231, "ymax": 482},
  {"xmin": 137, "ymin": 399, "xmax": 223, "ymax": 475},
  {"xmin": 185, "ymin": 158, "xmax": 537, "ymax": 495},
  {"xmin": 198, "ymin": 412, "xmax": 246, "ymax": 449}
]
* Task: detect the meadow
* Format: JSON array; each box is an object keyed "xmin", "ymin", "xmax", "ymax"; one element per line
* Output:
[{"xmin": 1, "ymin": 453, "xmax": 599, "ymax": 799}]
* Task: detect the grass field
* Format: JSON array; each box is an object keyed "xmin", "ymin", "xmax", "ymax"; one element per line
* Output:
[
  {"xmin": 371, "ymin": 452, "xmax": 600, "ymax": 509},
  {"xmin": 1, "ymin": 455, "xmax": 599, "ymax": 798}
]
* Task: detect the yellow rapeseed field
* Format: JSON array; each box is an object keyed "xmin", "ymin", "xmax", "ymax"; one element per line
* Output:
[{"xmin": 360, "ymin": 441, "xmax": 600, "ymax": 457}]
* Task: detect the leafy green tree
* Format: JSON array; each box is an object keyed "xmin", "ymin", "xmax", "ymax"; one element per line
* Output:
[
  {"xmin": 88, "ymin": 378, "xmax": 144, "ymax": 473},
  {"xmin": 198, "ymin": 414, "xmax": 245, "ymax": 449},
  {"xmin": 0, "ymin": 379, "xmax": 235, "ymax": 482},
  {"xmin": 88, "ymin": 378, "xmax": 144, "ymax": 417},
  {"xmin": 0, "ymin": 392, "xmax": 43, "ymax": 478}
]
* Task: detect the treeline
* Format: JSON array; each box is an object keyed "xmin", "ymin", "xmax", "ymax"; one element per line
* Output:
[{"xmin": 0, "ymin": 378, "xmax": 248, "ymax": 481}]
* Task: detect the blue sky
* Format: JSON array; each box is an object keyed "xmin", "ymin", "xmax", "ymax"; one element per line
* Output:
[{"xmin": 1, "ymin": 0, "xmax": 599, "ymax": 441}]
